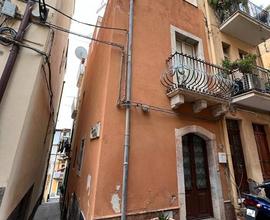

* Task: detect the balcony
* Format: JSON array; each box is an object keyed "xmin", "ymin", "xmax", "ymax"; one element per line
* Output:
[
  {"xmin": 217, "ymin": 0, "xmax": 270, "ymax": 45},
  {"xmin": 161, "ymin": 52, "xmax": 236, "ymax": 115},
  {"xmin": 231, "ymin": 66, "xmax": 270, "ymax": 111}
]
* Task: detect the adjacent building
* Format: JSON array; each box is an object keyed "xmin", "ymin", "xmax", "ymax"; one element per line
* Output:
[
  {"xmin": 43, "ymin": 129, "xmax": 71, "ymax": 202},
  {"xmin": 0, "ymin": 0, "xmax": 74, "ymax": 219},
  {"xmin": 64, "ymin": 0, "xmax": 270, "ymax": 220}
]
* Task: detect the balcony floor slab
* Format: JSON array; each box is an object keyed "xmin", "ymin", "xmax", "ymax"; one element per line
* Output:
[
  {"xmin": 220, "ymin": 11, "xmax": 270, "ymax": 46},
  {"xmin": 167, "ymin": 88, "xmax": 229, "ymax": 106},
  {"xmin": 232, "ymin": 90, "xmax": 270, "ymax": 111}
]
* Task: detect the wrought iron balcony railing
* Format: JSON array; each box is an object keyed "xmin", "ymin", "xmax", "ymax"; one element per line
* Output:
[
  {"xmin": 161, "ymin": 52, "xmax": 236, "ymax": 100},
  {"xmin": 217, "ymin": 0, "xmax": 270, "ymax": 27},
  {"xmin": 231, "ymin": 66, "xmax": 270, "ymax": 96}
]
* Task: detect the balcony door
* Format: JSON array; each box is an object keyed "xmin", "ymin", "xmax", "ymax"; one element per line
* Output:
[
  {"xmin": 183, "ymin": 134, "xmax": 213, "ymax": 220},
  {"xmin": 253, "ymin": 124, "xmax": 270, "ymax": 180},
  {"xmin": 176, "ymin": 40, "xmax": 198, "ymax": 90}
]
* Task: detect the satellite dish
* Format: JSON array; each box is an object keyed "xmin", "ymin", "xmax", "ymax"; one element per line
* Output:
[{"xmin": 75, "ymin": 47, "xmax": 87, "ymax": 60}]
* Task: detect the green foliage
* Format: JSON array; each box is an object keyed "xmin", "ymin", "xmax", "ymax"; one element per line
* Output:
[
  {"xmin": 208, "ymin": 0, "xmax": 248, "ymax": 14},
  {"xmin": 222, "ymin": 54, "xmax": 257, "ymax": 74}
]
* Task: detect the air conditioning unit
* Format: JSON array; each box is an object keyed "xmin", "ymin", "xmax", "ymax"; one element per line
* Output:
[
  {"xmin": 243, "ymin": 74, "xmax": 265, "ymax": 91},
  {"xmin": 90, "ymin": 122, "xmax": 101, "ymax": 140}
]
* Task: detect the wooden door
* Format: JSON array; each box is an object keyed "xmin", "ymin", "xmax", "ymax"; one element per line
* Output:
[
  {"xmin": 183, "ymin": 134, "xmax": 213, "ymax": 220},
  {"xmin": 226, "ymin": 119, "xmax": 249, "ymax": 193},
  {"xmin": 253, "ymin": 124, "xmax": 270, "ymax": 180}
]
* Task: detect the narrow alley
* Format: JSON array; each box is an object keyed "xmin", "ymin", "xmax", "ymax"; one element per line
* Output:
[{"xmin": 33, "ymin": 202, "xmax": 60, "ymax": 220}]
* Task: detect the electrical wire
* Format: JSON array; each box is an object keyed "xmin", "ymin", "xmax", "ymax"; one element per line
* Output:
[
  {"xmin": 0, "ymin": 27, "xmax": 17, "ymax": 46},
  {"xmin": 14, "ymin": 13, "xmax": 125, "ymax": 50},
  {"xmin": 0, "ymin": 34, "xmax": 54, "ymax": 114},
  {"xmin": 0, "ymin": 17, "xmax": 8, "ymax": 27},
  {"xmin": 0, "ymin": 34, "xmax": 47, "ymax": 56},
  {"xmin": 31, "ymin": 20, "xmax": 125, "ymax": 50},
  {"xmin": 119, "ymin": 101, "xmax": 220, "ymax": 121},
  {"xmin": 32, "ymin": 0, "xmax": 127, "ymax": 32}
]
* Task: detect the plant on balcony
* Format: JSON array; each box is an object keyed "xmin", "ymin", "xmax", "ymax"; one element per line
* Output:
[
  {"xmin": 222, "ymin": 54, "xmax": 257, "ymax": 74},
  {"xmin": 158, "ymin": 213, "xmax": 170, "ymax": 220},
  {"xmin": 208, "ymin": 0, "xmax": 248, "ymax": 21}
]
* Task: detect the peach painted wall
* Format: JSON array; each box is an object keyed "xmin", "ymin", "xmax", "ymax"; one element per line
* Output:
[{"xmin": 66, "ymin": 0, "xmax": 231, "ymax": 219}]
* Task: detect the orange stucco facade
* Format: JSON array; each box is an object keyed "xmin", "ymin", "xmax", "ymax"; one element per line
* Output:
[
  {"xmin": 65, "ymin": 0, "xmax": 270, "ymax": 220},
  {"xmin": 66, "ymin": 0, "xmax": 227, "ymax": 219}
]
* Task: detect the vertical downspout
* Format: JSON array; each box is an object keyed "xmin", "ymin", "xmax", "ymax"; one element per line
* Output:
[
  {"xmin": 0, "ymin": 1, "xmax": 34, "ymax": 104},
  {"xmin": 121, "ymin": 0, "xmax": 134, "ymax": 220}
]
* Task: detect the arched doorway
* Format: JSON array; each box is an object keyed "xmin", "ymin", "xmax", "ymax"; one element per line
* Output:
[
  {"xmin": 175, "ymin": 125, "xmax": 225, "ymax": 220},
  {"xmin": 183, "ymin": 134, "xmax": 213, "ymax": 219}
]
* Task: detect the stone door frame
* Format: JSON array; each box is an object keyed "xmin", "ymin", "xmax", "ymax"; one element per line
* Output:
[{"xmin": 175, "ymin": 125, "xmax": 225, "ymax": 220}]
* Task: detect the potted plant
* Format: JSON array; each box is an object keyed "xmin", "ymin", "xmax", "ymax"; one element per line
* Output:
[
  {"xmin": 222, "ymin": 54, "xmax": 257, "ymax": 74},
  {"xmin": 208, "ymin": 0, "xmax": 248, "ymax": 22}
]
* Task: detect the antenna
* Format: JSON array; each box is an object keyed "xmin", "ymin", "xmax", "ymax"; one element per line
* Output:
[{"xmin": 75, "ymin": 46, "xmax": 87, "ymax": 60}]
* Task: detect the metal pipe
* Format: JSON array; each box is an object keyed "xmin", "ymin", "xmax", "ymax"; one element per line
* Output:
[
  {"xmin": 0, "ymin": 0, "xmax": 34, "ymax": 104},
  {"xmin": 121, "ymin": 0, "xmax": 134, "ymax": 219}
]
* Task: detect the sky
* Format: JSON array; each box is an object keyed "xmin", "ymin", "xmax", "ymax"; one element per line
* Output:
[
  {"xmin": 56, "ymin": 0, "xmax": 270, "ymax": 129},
  {"xmin": 252, "ymin": 0, "xmax": 269, "ymax": 8},
  {"xmin": 56, "ymin": 0, "xmax": 104, "ymax": 129}
]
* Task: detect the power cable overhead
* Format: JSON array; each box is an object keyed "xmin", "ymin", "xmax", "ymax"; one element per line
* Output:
[
  {"xmin": 33, "ymin": 0, "xmax": 127, "ymax": 32},
  {"xmin": 30, "ymin": 20, "xmax": 125, "ymax": 50}
]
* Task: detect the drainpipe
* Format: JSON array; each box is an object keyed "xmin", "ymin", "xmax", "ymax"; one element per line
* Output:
[
  {"xmin": 121, "ymin": 0, "xmax": 134, "ymax": 220},
  {"xmin": 0, "ymin": 0, "xmax": 34, "ymax": 104}
]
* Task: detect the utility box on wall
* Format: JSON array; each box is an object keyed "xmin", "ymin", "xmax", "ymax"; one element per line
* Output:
[
  {"xmin": 218, "ymin": 152, "xmax": 227, "ymax": 164},
  {"xmin": 90, "ymin": 122, "xmax": 101, "ymax": 140}
]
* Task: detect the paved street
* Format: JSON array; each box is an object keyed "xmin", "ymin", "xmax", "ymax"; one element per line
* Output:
[{"xmin": 33, "ymin": 202, "xmax": 60, "ymax": 220}]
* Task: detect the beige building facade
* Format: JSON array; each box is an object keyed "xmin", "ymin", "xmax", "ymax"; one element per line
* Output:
[
  {"xmin": 0, "ymin": 0, "xmax": 74, "ymax": 219},
  {"xmin": 64, "ymin": 0, "xmax": 270, "ymax": 220}
]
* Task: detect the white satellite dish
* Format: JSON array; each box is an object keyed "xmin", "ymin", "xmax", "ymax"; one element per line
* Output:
[{"xmin": 75, "ymin": 46, "xmax": 87, "ymax": 60}]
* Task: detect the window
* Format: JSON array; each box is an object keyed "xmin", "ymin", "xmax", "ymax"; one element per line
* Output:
[
  {"xmin": 176, "ymin": 33, "xmax": 198, "ymax": 57},
  {"xmin": 176, "ymin": 40, "xmax": 196, "ymax": 57},
  {"xmin": 222, "ymin": 42, "xmax": 230, "ymax": 60},
  {"xmin": 239, "ymin": 49, "xmax": 248, "ymax": 59},
  {"xmin": 76, "ymin": 139, "xmax": 85, "ymax": 175},
  {"xmin": 171, "ymin": 25, "xmax": 204, "ymax": 60}
]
